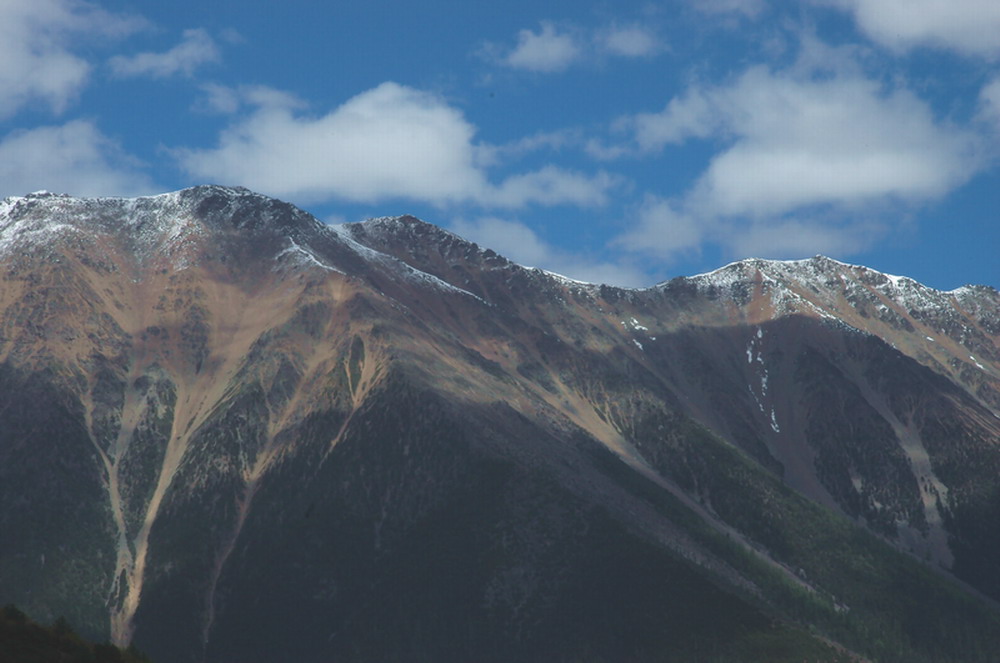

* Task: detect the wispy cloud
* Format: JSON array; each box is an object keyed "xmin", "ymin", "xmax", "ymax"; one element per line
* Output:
[
  {"xmin": 694, "ymin": 0, "xmax": 767, "ymax": 18},
  {"xmin": 614, "ymin": 196, "xmax": 706, "ymax": 260},
  {"xmin": 598, "ymin": 24, "xmax": 662, "ymax": 58},
  {"xmin": 109, "ymin": 28, "xmax": 220, "ymax": 79},
  {"xmin": 979, "ymin": 77, "xmax": 1000, "ymax": 127},
  {"xmin": 486, "ymin": 166, "xmax": 618, "ymax": 208},
  {"xmin": 0, "ymin": 120, "xmax": 154, "ymax": 197},
  {"xmin": 485, "ymin": 20, "xmax": 663, "ymax": 73},
  {"xmin": 0, "ymin": 0, "xmax": 144, "ymax": 120}
]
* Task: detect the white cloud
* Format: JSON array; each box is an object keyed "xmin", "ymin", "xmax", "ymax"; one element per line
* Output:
[
  {"xmin": 979, "ymin": 77, "xmax": 1000, "ymax": 126},
  {"xmin": 615, "ymin": 196, "xmax": 888, "ymax": 263},
  {"xmin": 177, "ymin": 82, "xmax": 615, "ymax": 209},
  {"xmin": 178, "ymin": 82, "xmax": 485, "ymax": 205},
  {"xmin": 194, "ymin": 83, "xmax": 304, "ymax": 115},
  {"xmin": 598, "ymin": 24, "xmax": 661, "ymax": 58},
  {"xmin": 685, "ymin": 67, "xmax": 976, "ymax": 217},
  {"xmin": 0, "ymin": 120, "xmax": 154, "ymax": 197},
  {"xmin": 725, "ymin": 217, "xmax": 886, "ymax": 258},
  {"xmin": 109, "ymin": 28, "xmax": 219, "ymax": 78},
  {"xmin": 0, "ymin": 0, "xmax": 143, "ymax": 119},
  {"xmin": 474, "ymin": 129, "xmax": 580, "ymax": 168},
  {"xmin": 615, "ymin": 197, "xmax": 707, "ymax": 258},
  {"xmin": 504, "ymin": 22, "xmax": 581, "ymax": 73},
  {"xmin": 451, "ymin": 216, "xmax": 649, "ymax": 287},
  {"xmin": 490, "ymin": 21, "xmax": 662, "ymax": 73},
  {"xmin": 625, "ymin": 66, "xmax": 977, "ymax": 216},
  {"xmin": 196, "ymin": 83, "xmax": 241, "ymax": 114},
  {"xmin": 487, "ymin": 166, "xmax": 618, "ymax": 208},
  {"xmin": 631, "ymin": 88, "xmax": 718, "ymax": 150},
  {"xmin": 612, "ymin": 42, "xmax": 981, "ymax": 261},
  {"xmin": 822, "ymin": 0, "xmax": 1000, "ymax": 59}
]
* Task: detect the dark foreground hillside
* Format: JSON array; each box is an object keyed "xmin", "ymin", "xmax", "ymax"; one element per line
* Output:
[{"xmin": 0, "ymin": 605, "xmax": 151, "ymax": 663}]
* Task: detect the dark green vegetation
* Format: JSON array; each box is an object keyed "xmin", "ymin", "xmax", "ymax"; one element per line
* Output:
[
  {"xmin": 0, "ymin": 364, "xmax": 116, "ymax": 639},
  {"xmin": 613, "ymin": 416, "xmax": 1000, "ymax": 663},
  {"xmin": 0, "ymin": 605, "xmax": 150, "ymax": 663},
  {"xmin": 193, "ymin": 377, "xmax": 855, "ymax": 663}
]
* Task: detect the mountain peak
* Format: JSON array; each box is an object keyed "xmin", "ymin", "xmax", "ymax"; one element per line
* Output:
[
  {"xmin": 0, "ymin": 186, "xmax": 333, "ymax": 271},
  {"xmin": 345, "ymin": 214, "xmax": 492, "ymax": 258}
]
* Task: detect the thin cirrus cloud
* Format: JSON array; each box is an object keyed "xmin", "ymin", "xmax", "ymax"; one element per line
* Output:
[
  {"xmin": 617, "ymin": 195, "xmax": 885, "ymax": 262},
  {"xmin": 0, "ymin": 120, "xmax": 154, "ymax": 197},
  {"xmin": 0, "ymin": 0, "xmax": 144, "ymax": 120},
  {"xmin": 979, "ymin": 77, "xmax": 1000, "ymax": 127},
  {"xmin": 821, "ymin": 0, "xmax": 1000, "ymax": 59},
  {"xmin": 177, "ymin": 81, "xmax": 617, "ymax": 209},
  {"xmin": 598, "ymin": 24, "xmax": 662, "ymax": 58},
  {"xmin": 611, "ymin": 41, "xmax": 980, "ymax": 261},
  {"xmin": 109, "ymin": 28, "xmax": 220, "ymax": 78},
  {"xmin": 694, "ymin": 0, "xmax": 767, "ymax": 17},
  {"xmin": 451, "ymin": 216, "xmax": 649, "ymax": 287}
]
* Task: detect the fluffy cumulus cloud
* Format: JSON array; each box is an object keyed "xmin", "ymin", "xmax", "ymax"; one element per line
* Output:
[
  {"xmin": 451, "ymin": 216, "xmax": 648, "ymax": 286},
  {"xmin": 109, "ymin": 28, "xmax": 220, "ymax": 78},
  {"xmin": 503, "ymin": 22, "xmax": 581, "ymax": 73},
  {"xmin": 0, "ymin": 120, "xmax": 154, "ymax": 197},
  {"xmin": 178, "ymin": 82, "xmax": 486, "ymax": 204},
  {"xmin": 178, "ymin": 82, "xmax": 615, "ymax": 209},
  {"xmin": 688, "ymin": 69, "xmax": 974, "ymax": 216},
  {"xmin": 823, "ymin": 0, "xmax": 1000, "ymax": 58},
  {"xmin": 613, "ymin": 44, "xmax": 980, "ymax": 259},
  {"xmin": 0, "ymin": 0, "xmax": 142, "ymax": 119}
]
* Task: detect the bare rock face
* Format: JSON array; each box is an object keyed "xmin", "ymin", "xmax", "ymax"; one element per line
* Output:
[{"xmin": 1, "ymin": 186, "xmax": 999, "ymax": 663}]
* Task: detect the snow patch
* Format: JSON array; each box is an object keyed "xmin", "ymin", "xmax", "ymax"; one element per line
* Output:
[
  {"xmin": 329, "ymin": 224, "xmax": 486, "ymax": 303},
  {"xmin": 541, "ymin": 269, "xmax": 595, "ymax": 287},
  {"xmin": 275, "ymin": 239, "xmax": 344, "ymax": 274},
  {"xmin": 630, "ymin": 317, "xmax": 649, "ymax": 331}
]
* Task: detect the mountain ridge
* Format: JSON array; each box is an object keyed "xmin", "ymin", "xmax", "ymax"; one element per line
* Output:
[
  {"xmin": 6, "ymin": 185, "xmax": 996, "ymax": 293},
  {"xmin": 1, "ymin": 185, "xmax": 999, "ymax": 662}
]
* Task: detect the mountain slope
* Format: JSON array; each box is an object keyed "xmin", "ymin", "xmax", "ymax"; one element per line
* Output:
[{"xmin": 0, "ymin": 186, "xmax": 998, "ymax": 662}]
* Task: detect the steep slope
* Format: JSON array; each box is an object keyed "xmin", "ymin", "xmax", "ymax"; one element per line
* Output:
[
  {"xmin": 347, "ymin": 218, "xmax": 1000, "ymax": 594},
  {"xmin": 0, "ymin": 187, "xmax": 998, "ymax": 662}
]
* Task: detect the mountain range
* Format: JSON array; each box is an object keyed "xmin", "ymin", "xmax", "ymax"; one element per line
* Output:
[{"xmin": 1, "ymin": 185, "xmax": 998, "ymax": 662}]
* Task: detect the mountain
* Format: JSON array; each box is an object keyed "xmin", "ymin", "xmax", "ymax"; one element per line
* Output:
[{"xmin": 1, "ymin": 185, "xmax": 998, "ymax": 662}]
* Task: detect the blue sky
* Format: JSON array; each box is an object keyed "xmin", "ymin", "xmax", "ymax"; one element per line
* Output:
[{"xmin": 1, "ymin": 0, "xmax": 998, "ymax": 290}]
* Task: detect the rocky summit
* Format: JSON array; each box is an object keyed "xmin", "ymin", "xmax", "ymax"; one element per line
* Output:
[{"xmin": 1, "ymin": 186, "xmax": 999, "ymax": 662}]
